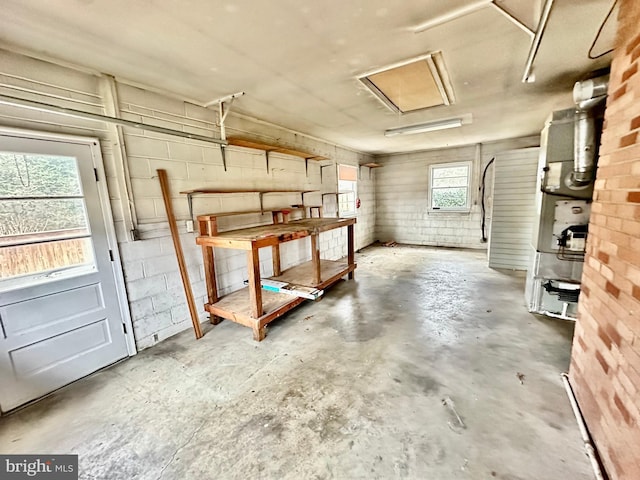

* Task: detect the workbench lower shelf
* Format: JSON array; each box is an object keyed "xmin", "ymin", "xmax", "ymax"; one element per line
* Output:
[
  {"xmin": 205, "ymin": 258, "xmax": 355, "ymax": 341},
  {"xmin": 271, "ymin": 258, "xmax": 354, "ymax": 288},
  {"xmin": 206, "ymin": 288, "xmax": 305, "ymax": 340}
]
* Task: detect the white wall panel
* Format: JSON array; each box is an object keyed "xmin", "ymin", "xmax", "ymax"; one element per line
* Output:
[{"xmin": 488, "ymin": 147, "xmax": 539, "ymax": 270}]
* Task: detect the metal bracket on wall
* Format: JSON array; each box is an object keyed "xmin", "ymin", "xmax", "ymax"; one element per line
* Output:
[
  {"xmin": 186, "ymin": 193, "xmax": 195, "ymax": 220},
  {"xmin": 205, "ymin": 91, "xmax": 245, "ymax": 172},
  {"xmin": 220, "ymin": 145, "xmax": 227, "ymax": 171},
  {"xmin": 320, "ymin": 164, "xmax": 333, "ymax": 183},
  {"xmin": 265, "ymin": 150, "xmax": 270, "ymax": 174}
]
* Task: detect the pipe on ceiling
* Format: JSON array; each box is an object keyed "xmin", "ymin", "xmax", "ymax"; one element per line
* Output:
[
  {"xmin": 0, "ymin": 94, "xmax": 228, "ymax": 146},
  {"xmin": 489, "ymin": 3, "xmax": 535, "ymax": 37},
  {"xmin": 414, "ymin": 0, "xmax": 533, "ymax": 37},
  {"xmin": 413, "ymin": 0, "xmax": 492, "ymax": 33},
  {"xmin": 521, "ymin": 0, "xmax": 555, "ymax": 83}
]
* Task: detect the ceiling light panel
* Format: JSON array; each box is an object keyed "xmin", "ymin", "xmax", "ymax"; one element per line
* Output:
[
  {"xmin": 359, "ymin": 52, "xmax": 455, "ymax": 114},
  {"xmin": 384, "ymin": 117, "xmax": 464, "ymax": 137}
]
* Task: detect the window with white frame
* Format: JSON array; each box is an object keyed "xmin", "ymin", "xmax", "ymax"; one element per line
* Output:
[
  {"xmin": 429, "ymin": 161, "xmax": 471, "ymax": 211},
  {"xmin": 338, "ymin": 164, "xmax": 357, "ymax": 217}
]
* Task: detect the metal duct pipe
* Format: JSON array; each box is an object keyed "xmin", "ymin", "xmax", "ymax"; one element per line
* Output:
[
  {"xmin": 570, "ymin": 76, "xmax": 609, "ymax": 187},
  {"xmin": 573, "ymin": 76, "xmax": 609, "ymax": 104},
  {"xmin": 572, "ymin": 109, "xmax": 597, "ymax": 186}
]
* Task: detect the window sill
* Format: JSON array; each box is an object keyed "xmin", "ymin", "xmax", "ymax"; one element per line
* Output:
[{"xmin": 428, "ymin": 209, "xmax": 471, "ymax": 214}]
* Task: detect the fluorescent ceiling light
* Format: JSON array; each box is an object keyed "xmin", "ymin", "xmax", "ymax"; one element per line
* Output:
[{"xmin": 384, "ymin": 118, "xmax": 463, "ymax": 137}]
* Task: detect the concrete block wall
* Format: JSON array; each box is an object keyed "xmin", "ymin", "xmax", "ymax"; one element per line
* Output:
[
  {"xmin": 569, "ymin": 2, "xmax": 640, "ymax": 478},
  {"xmin": 0, "ymin": 49, "xmax": 376, "ymax": 350},
  {"xmin": 374, "ymin": 137, "xmax": 539, "ymax": 249}
]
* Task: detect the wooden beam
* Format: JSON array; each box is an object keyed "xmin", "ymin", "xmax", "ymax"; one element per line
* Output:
[
  {"xmin": 311, "ymin": 234, "xmax": 321, "ymax": 285},
  {"xmin": 247, "ymin": 247, "xmax": 263, "ymax": 319},
  {"xmin": 347, "ymin": 224, "xmax": 355, "ymax": 280},
  {"xmin": 157, "ymin": 169, "xmax": 203, "ymax": 339},
  {"xmin": 202, "ymin": 245, "xmax": 222, "ymax": 325},
  {"xmin": 272, "ymin": 244, "xmax": 281, "ymax": 276}
]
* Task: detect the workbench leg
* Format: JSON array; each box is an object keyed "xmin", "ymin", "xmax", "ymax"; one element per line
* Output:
[
  {"xmin": 252, "ymin": 324, "xmax": 266, "ymax": 342},
  {"xmin": 311, "ymin": 233, "xmax": 321, "ymax": 285},
  {"xmin": 347, "ymin": 224, "xmax": 355, "ymax": 280},
  {"xmin": 247, "ymin": 247, "xmax": 263, "ymax": 319},
  {"xmin": 202, "ymin": 245, "xmax": 222, "ymax": 324},
  {"xmin": 272, "ymin": 244, "xmax": 281, "ymax": 276}
]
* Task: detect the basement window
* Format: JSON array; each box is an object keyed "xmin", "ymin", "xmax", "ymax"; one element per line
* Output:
[
  {"xmin": 338, "ymin": 165, "xmax": 357, "ymax": 217},
  {"xmin": 429, "ymin": 161, "xmax": 471, "ymax": 212}
]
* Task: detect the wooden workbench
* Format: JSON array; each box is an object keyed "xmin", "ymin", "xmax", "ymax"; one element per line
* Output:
[{"xmin": 196, "ymin": 214, "xmax": 356, "ymax": 341}]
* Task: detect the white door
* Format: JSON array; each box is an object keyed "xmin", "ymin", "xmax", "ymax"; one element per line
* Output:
[
  {"xmin": 488, "ymin": 147, "xmax": 540, "ymax": 270},
  {"xmin": 0, "ymin": 132, "xmax": 129, "ymax": 412}
]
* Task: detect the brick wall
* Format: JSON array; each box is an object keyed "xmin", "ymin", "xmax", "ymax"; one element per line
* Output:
[
  {"xmin": 569, "ymin": 1, "xmax": 640, "ymax": 479},
  {"xmin": 375, "ymin": 137, "xmax": 539, "ymax": 249},
  {"xmin": 0, "ymin": 49, "xmax": 377, "ymax": 350}
]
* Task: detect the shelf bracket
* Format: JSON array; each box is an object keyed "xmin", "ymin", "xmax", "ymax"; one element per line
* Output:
[
  {"xmin": 220, "ymin": 145, "xmax": 227, "ymax": 171},
  {"xmin": 320, "ymin": 164, "xmax": 332, "ymax": 183},
  {"xmin": 207, "ymin": 92, "xmax": 244, "ymax": 173},
  {"xmin": 187, "ymin": 193, "xmax": 194, "ymax": 220},
  {"xmin": 305, "ymin": 158, "xmax": 310, "ymax": 177},
  {"xmin": 265, "ymin": 150, "xmax": 270, "ymax": 174},
  {"xmin": 206, "ymin": 91, "xmax": 244, "ymax": 140},
  {"xmin": 259, "ymin": 192, "xmax": 264, "ymax": 212}
]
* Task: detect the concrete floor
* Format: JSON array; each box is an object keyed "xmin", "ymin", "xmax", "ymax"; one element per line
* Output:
[{"xmin": 0, "ymin": 245, "xmax": 592, "ymax": 480}]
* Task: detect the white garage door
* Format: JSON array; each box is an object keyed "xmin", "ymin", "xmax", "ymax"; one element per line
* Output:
[{"xmin": 0, "ymin": 131, "xmax": 130, "ymax": 412}]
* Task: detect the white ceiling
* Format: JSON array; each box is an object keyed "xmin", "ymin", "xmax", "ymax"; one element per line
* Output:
[{"xmin": 0, "ymin": 0, "xmax": 614, "ymax": 154}]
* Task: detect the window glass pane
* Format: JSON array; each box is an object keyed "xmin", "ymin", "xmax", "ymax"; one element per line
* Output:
[
  {"xmin": 0, "ymin": 151, "xmax": 96, "ymax": 286},
  {"xmin": 0, "ymin": 199, "xmax": 89, "ymax": 236},
  {"xmin": 433, "ymin": 165, "xmax": 468, "ymax": 179},
  {"xmin": 0, "ymin": 153, "xmax": 82, "ymax": 197},
  {"xmin": 338, "ymin": 165, "xmax": 358, "ymax": 181},
  {"xmin": 338, "ymin": 178, "xmax": 356, "ymax": 216},
  {"xmin": 0, "ymin": 237, "xmax": 95, "ymax": 281},
  {"xmin": 432, "ymin": 187, "xmax": 467, "ymax": 208},
  {"xmin": 433, "ymin": 175, "xmax": 468, "ymax": 188}
]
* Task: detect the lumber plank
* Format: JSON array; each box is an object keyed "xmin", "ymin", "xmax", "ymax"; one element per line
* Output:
[{"xmin": 157, "ymin": 169, "xmax": 203, "ymax": 339}]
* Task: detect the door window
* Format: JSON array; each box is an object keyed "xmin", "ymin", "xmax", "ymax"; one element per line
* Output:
[{"xmin": 0, "ymin": 152, "xmax": 96, "ymax": 289}]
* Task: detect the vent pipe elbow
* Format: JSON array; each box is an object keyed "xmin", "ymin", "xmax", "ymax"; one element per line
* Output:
[{"xmin": 571, "ymin": 76, "xmax": 608, "ymax": 187}]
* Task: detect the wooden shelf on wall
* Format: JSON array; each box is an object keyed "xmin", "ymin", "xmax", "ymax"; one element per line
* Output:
[
  {"xmin": 179, "ymin": 188, "xmax": 319, "ymax": 218},
  {"xmin": 359, "ymin": 162, "xmax": 382, "ymax": 179},
  {"xmin": 180, "ymin": 188, "xmax": 317, "ymax": 195},
  {"xmin": 226, "ymin": 136, "xmax": 330, "ymax": 176},
  {"xmin": 227, "ymin": 137, "xmax": 328, "ymax": 161}
]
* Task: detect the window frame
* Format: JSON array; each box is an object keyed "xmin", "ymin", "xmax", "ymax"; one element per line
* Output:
[
  {"xmin": 337, "ymin": 164, "xmax": 358, "ymax": 218},
  {"xmin": 428, "ymin": 160, "xmax": 472, "ymax": 212}
]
